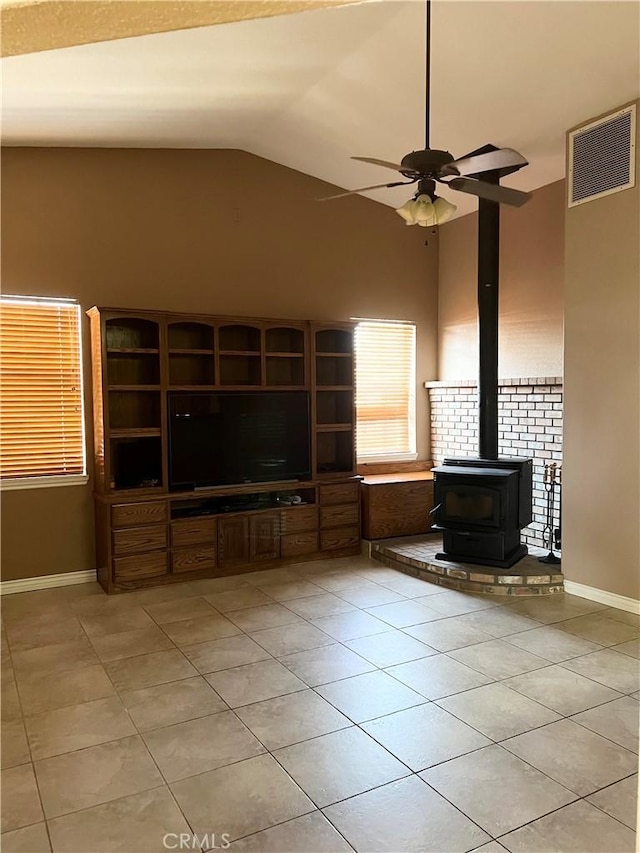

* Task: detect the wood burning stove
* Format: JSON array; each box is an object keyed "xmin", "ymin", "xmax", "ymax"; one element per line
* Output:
[
  {"xmin": 432, "ymin": 457, "xmax": 532, "ymax": 567},
  {"xmin": 431, "ymin": 147, "xmax": 533, "ymax": 569}
]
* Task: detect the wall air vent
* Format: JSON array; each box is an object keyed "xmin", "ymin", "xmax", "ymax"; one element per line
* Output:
[{"xmin": 568, "ymin": 104, "xmax": 636, "ymax": 207}]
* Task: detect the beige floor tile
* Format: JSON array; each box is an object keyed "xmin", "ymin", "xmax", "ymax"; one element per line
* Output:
[
  {"xmin": 449, "ymin": 639, "xmax": 550, "ymax": 679},
  {"xmin": 612, "ymin": 638, "xmax": 640, "ymax": 658},
  {"xmin": 16, "ymin": 664, "xmax": 116, "ymax": 716},
  {"xmin": 503, "ymin": 624, "xmax": 603, "ymax": 662},
  {"xmin": 352, "ymin": 566, "xmax": 412, "ymax": 584},
  {"xmin": 235, "ymin": 689, "xmax": 350, "ymax": 750},
  {"xmin": 571, "ymin": 696, "xmax": 640, "ymax": 752},
  {"xmin": 587, "ymin": 774, "xmax": 638, "ymax": 830},
  {"xmin": 258, "ymin": 580, "xmax": 326, "ymax": 601},
  {"xmin": 505, "ymin": 664, "xmax": 623, "ymax": 715},
  {"xmin": 89, "ymin": 626, "xmax": 174, "ymax": 662},
  {"xmin": 187, "ymin": 575, "xmax": 254, "ymax": 595},
  {"xmin": 278, "ymin": 644, "xmax": 375, "ymax": 687},
  {"xmin": 420, "ymin": 590, "xmax": 496, "ymax": 617},
  {"xmin": 1, "ymin": 719, "xmax": 30, "ymax": 769},
  {"xmin": 336, "ymin": 585, "xmax": 406, "ymax": 608},
  {"xmin": 601, "ymin": 608, "xmax": 640, "ymax": 627},
  {"xmin": 387, "ymin": 654, "xmax": 493, "ymax": 700},
  {"xmin": 117, "ymin": 582, "xmax": 198, "ymax": 608},
  {"xmin": 25, "ymin": 696, "xmax": 136, "ymax": 761},
  {"xmin": 364, "ymin": 599, "xmax": 444, "ymax": 629},
  {"xmin": 499, "ymin": 799, "xmax": 636, "ymax": 853},
  {"xmin": 143, "ymin": 710, "xmax": 265, "ymax": 782},
  {"xmin": 143, "ymin": 596, "xmax": 217, "ymax": 626},
  {"xmin": 562, "ymin": 648, "xmax": 640, "ymax": 693},
  {"xmin": 224, "ymin": 603, "xmax": 303, "ymax": 632},
  {"xmin": 78, "ymin": 606, "xmax": 156, "ymax": 638},
  {"xmin": 471, "ymin": 844, "xmax": 509, "ymax": 853},
  {"xmin": 47, "ymin": 786, "xmax": 192, "ymax": 853},
  {"xmin": 421, "ymin": 744, "xmax": 576, "ymax": 837},
  {"xmin": 376, "ymin": 574, "xmax": 443, "ymax": 597},
  {"xmin": 5, "ymin": 613, "xmax": 86, "ymax": 654},
  {"xmin": 504, "ymin": 596, "xmax": 607, "ymax": 624},
  {"xmin": 317, "ymin": 670, "xmax": 426, "ymax": 723},
  {"xmin": 503, "ymin": 718, "xmax": 638, "ymax": 796},
  {"xmin": 105, "ymin": 649, "xmax": 197, "ymax": 691},
  {"xmin": 451, "ymin": 608, "xmax": 542, "ymax": 638},
  {"xmin": 283, "ymin": 593, "xmax": 355, "ymax": 619},
  {"xmin": 205, "ymin": 659, "xmax": 306, "ymax": 707},
  {"xmin": 311, "ymin": 571, "xmax": 373, "ymax": 593},
  {"xmin": 1, "ymin": 679, "xmax": 23, "ymax": 721},
  {"xmin": 161, "ymin": 613, "xmax": 241, "ymax": 647},
  {"xmin": 249, "ymin": 623, "xmax": 333, "ymax": 657},
  {"xmin": 324, "ymin": 774, "xmax": 490, "ymax": 853},
  {"xmin": 405, "ymin": 617, "xmax": 492, "ymax": 652},
  {"xmin": 363, "ymin": 702, "xmax": 491, "ymax": 771},
  {"xmin": 171, "ymin": 754, "xmax": 314, "ymax": 842},
  {"xmin": 229, "ymin": 811, "xmax": 353, "ymax": 852},
  {"xmin": 274, "ymin": 726, "xmax": 408, "ymax": 807},
  {"xmin": 437, "ymin": 682, "xmax": 560, "ymax": 741},
  {"xmin": 1, "ymin": 763, "xmax": 44, "ymax": 833},
  {"xmin": 345, "ymin": 629, "xmax": 437, "ymax": 667},
  {"xmin": 557, "ymin": 613, "xmax": 640, "ymax": 646},
  {"xmin": 205, "ymin": 588, "xmax": 275, "ymax": 613},
  {"xmin": 35, "ymin": 735, "xmax": 163, "ymax": 818},
  {"xmin": 121, "ymin": 676, "xmax": 227, "ymax": 732},
  {"xmin": 241, "ymin": 568, "xmax": 299, "ymax": 588},
  {"xmin": 0, "ymin": 821, "xmax": 51, "ymax": 853},
  {"xmin": 182, "ymin": 635, "xmax": 271, "ymax": 674},
  {"xmin": 11, "ymin": 639, "xmax": 98, "ymax": 680},
  {"xmin": 310, "ymin": 611, "xmax": 392, "ymax": 642},
  {"xmin": 70, "ymin": 592, "xmax": 145, "ymax": 618}
]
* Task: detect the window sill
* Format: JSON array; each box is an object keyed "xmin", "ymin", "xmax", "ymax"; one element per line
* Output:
[
  {"xmin": 357, "ymin": 453, "xmax": 418, "ymax": 464},
  {"xmin": 1, "ymin": 474, "xmax": 90, "ymax": 492}
]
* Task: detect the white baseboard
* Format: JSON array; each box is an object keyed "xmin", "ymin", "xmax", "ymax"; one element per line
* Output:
[
  {"xmin": 0, "ymin": 570, "xmax": 97, "ymax": 596},
  {"xmin": 564, "ymin": 579, "xmax": 640, "ymax": 615}
]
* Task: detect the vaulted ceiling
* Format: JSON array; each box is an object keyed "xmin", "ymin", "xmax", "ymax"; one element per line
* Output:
[{"xmin": 2, "ymin": 1, "xmax": 639, "ymax": 219}]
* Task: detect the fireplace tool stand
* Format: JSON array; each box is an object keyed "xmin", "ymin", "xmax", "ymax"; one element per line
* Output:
[{"xmin": 539, "ymin": 463, "xmax": 561, "ymax": 565}]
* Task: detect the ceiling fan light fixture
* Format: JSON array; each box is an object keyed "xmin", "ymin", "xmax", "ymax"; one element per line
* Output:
[{"xmin": 395, "ymin": 193, "xmax": 456, "ymax": 226}]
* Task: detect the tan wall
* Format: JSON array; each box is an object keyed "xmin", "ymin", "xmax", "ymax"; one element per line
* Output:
[
  {"xmin": 0, "ymin": 147, "xmax": 438, "ymax": 581},
  {"xmin": 563, "ymin": 103, "xmax": 640, "ymax": 600},
  {"xmin": 438, "ymin": 180, "xmax": 565, "ymax": 380}
]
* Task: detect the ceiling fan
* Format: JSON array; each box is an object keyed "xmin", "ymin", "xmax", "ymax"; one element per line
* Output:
[{"xmin": 320, "ymin": 0, "xmax": 531, "ymax": 223}]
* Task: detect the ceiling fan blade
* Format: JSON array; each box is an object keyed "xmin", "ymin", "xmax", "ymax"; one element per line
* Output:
[
  {"xmin": 318, "ymin": 180, "xmax": 416, "ymax": 201},
  {"xmin": 351, "ymin": 156, "xmax": 405, "ymax": 173},
  {"xmin": 448, "ymin": 177, "xmax": 531, "ymax": 207},
  {"xmin": 443, "ymin": 148, "xmax": 528, "ymax": 177}
]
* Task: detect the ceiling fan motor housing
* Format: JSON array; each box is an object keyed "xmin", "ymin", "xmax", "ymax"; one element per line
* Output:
[{"xmin": 400, "ymin": 149, "xmax": 455, "ymax": 177}]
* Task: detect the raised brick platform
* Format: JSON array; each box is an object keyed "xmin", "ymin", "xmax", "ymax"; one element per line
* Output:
[{"xmin": 370, "ymin": 534, "xmax": 564, "ymax": 597}]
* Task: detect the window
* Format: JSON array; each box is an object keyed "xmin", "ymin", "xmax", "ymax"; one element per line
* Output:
[
  {"xmin": 0, "ymin": 296, "xmax": 86, "ymax": 488},
  {"xmin": 354, "ymin": 319, "xmax": 417, "ymax": 462}
]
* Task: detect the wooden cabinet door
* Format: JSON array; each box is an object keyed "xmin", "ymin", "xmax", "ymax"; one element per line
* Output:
[
  {"xmin": 249, "ymin": 512, "xmax": 281, "ymax": 562},
  {"xmin": 217, "ymin": 516, "xmax": 249, "ymax": 568}
]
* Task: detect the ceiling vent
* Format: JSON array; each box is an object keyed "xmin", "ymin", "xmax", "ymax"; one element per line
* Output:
[{"xmin": 568, "ymin": 104, "xmax": 636, "ymax": 207}]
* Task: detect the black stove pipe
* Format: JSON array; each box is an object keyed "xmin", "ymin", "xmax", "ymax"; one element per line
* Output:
[{"xmin": 477, "ymin": 172, "xmax": 500, "ymax": 460}]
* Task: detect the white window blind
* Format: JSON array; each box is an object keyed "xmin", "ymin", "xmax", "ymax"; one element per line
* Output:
[
  {"xmin": 0, "ymin": 297, "xmax": 85, "ymax": 482},
  {"xmin": 354, "ymin": 320, "xmax": 416, "ymax": 461}
]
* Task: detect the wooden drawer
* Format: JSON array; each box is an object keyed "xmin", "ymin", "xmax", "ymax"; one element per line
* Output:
[
  {"xmin": 320, "ymin": 526, "xmax": 360, "ymax": 552},
  {"xmin": 280, "ymin": 505, "xmax": 318, "ymax": 534},
  {"xmin": 112, "ymin": 525, "xmax": 167, "ymax": 556},
  {"xmin": 112, "ymin": 501, "xmax": 167, "ymax": 528},
  {"xmin": 320, "ymin": 503, "xmax": 359, "ymax": 529},
  {"xmin": 281, "ymin": 531, "xmax": 319, "ymax": 558},
  {"xmin": 171, "ymin": 517, "xmax": 217, "ymax": 548},
  {"xmin": 318, "ymin": 483, "xmax": 359, "ymax": 506},
  {"xmin": 113, "ymin": 551, "xmax": 168, "ymax": 583},
  {"xmin": 171, "ymin": 545, "xmax": 217, "ymax": 574}
]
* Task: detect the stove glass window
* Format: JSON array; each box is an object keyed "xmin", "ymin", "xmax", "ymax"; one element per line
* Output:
[{"xmin": 445, "ymin": 490, "xmax": 495, "ymax": 521}]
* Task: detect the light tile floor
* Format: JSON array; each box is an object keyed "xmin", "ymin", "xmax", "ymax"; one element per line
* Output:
[{"xmin": 1, "ymin": 555, "xmax": 638, "ymax": 853}]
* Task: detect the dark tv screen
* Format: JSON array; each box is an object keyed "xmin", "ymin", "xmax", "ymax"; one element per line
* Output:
[{"xmin": 168, "ymin": 391, "xmax": 311, "ymax": 489}]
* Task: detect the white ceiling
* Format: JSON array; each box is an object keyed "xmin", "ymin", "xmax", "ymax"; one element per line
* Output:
[{"xmin": 2, "ymin": 0, "xmax": 639, "ymax": 218}]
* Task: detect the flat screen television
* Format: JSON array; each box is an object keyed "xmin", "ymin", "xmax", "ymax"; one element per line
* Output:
[{"xmin": 168, "ymin": 391, "xmax": 311, "ymax": 489}]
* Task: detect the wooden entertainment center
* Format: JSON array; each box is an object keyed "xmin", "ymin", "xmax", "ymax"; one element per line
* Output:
[{"xmin": 88, "ymin": 307, "xmax": 361, "ymax": 594}]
